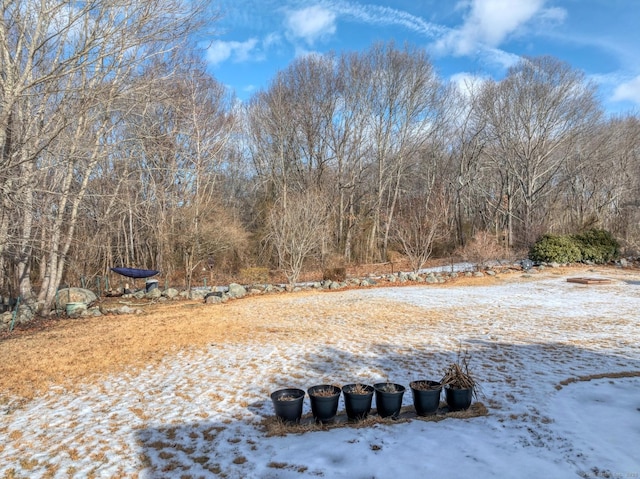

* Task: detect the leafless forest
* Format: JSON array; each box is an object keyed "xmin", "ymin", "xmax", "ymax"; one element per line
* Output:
[{"xmin": 1, "ymin": 1, "xmax": 639, "ymax": 313}]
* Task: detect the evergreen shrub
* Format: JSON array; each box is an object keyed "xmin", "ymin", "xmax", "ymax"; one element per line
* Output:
[
  {"xmin": 573, "ymin": 229, "xmax": 619, "ymax": 263},
  {"xmin": 529, "ymin": 229, "xmax": 619, "ymax": 264},
  {"xmin": 529, "ymin": 234, "xmax": 582, "ymax": 264}
]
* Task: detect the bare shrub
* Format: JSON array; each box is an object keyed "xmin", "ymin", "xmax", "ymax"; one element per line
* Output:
[
  {"xmin": 323, "ymin": 267, "xmax": 346, "ymax": 282},
  {"xmin": 239, "ymin": 267, "xmax": 270, "ymax": 284},
  {"xmin": 455, "ymin": 231, "xmax": 505, "ymax": 269},
  {"xmin": 266, "ymin": 190, "xmax": 330, "ymax": 286}
]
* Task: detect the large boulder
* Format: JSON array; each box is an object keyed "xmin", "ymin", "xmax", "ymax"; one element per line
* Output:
[
  {"xmin": 164, "ymin": 288, "xmax": 179, "ymax": 299},
  {"xmin": 57, "ymin": 288, "xmax": 97, "ymax": 306},
  {"xmin": 228, "ymin": 283, "xmax": 247, "ymax": 299},
  {"xmin": 146, "ymin": 288, "xmax": 162, "ymax": 299},
  {"xmin": 0, "ymin": 312, "xmax": 11, "ymax": 331}
]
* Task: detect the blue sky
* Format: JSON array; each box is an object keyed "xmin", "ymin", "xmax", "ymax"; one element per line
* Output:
[{"xmin": 203, "ymin": 0, "xmax": 640, "ymax": 114}]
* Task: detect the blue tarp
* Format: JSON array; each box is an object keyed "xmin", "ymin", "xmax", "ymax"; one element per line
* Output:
[{"xmin": 110, "ymin": 267, "xmax": 159, "ymax": 279}]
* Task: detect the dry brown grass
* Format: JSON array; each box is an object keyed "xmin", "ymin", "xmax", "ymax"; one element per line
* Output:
[
  {"xmin": 0, "ymin": 288, "xmax": 455, "ymax": 401},
  {"xmin": 0, "ymin": 263, "xmax": 628, "ymax": 404},
  {"xmin": 555, "ymin": 371, "xmax": 640, "ymax": 390},
  {"xmin": 262, "ymin": 402, "xmax": 489, "ymax": 436}
]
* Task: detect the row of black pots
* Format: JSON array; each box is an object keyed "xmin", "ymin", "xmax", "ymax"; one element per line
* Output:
[{"xmin": 271, "ymin": 381, "xmax": 473, "ymax": 424}]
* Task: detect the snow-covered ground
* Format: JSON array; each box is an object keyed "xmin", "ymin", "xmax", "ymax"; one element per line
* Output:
[{"xmin": 2, "ymin": 269, "xmax": 640, "ymax": 478}]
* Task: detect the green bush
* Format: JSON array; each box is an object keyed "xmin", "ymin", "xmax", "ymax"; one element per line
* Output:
[
  {"xmin": 529, "ymin": 234, "xmax": 582, "ymax": 264},
  {"xmin": 529, "ymin": 229, "xmax": 620, "ymax": 264},
  {"xmin": 573, "ymin": 229, "xmax": 619, "ymax": 263}
]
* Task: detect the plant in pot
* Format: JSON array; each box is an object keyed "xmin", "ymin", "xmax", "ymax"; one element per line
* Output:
[
  {"xmin": 373, "ymin": 382, "xmax": 406, "ymax": 419},
  {"xmin": 270, "ymin": 388, "xmax": 305, "ymax": 424},
  {"xmin": 409, "ymin": 380, "xmax": 442, "ymax": 416},
  {"xmin": 440, "ymin": 354, "xmax": 477, "ymax": 412},
  {"xmin": 307, "ymin": 384, "xmax": 341, "ymax": 423},
  {"xmin": 342, "ymin": 383, "xmax": 374, "ymax": 421}
]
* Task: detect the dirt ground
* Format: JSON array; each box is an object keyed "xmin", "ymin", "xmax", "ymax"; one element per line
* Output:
[{"xmin": 0, "ymin": 263, "xmax": 625, "ymax": 405}]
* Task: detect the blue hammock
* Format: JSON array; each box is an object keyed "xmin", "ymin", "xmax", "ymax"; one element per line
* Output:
[{"xmin": 110, "ymin": 267, "xmax": 159, "ymax": 279}]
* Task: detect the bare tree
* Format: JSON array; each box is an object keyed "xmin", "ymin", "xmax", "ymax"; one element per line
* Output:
[
  {"xmin": 0, "ymin": 0, "xmax": 212, "ymax": 311},
  {"xmin": 393, "ymin": 183, "xmax": 449, "ymax": 272},
  {"xmin": 358, "ymin": 42, "xmax": 447, "ymax": 261},
  {"xmin": 266, "ymin": 189, "xmax": 330, "ymax": 286},
  {"xmin": 446, "ymin": 79, "xmax": 488, "ymax": 246},
  {"xmin": 479, "ymin": 56, "xmax": 602, "ymax": 246}
]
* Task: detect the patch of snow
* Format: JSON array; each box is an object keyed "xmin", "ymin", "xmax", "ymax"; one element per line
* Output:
[{"xmin": 2, "ymin": 270, "xmax": 640, "ymax": 478}]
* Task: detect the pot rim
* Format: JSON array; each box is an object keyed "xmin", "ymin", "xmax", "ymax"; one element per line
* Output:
[
  {"xmin": 307, "ymin": 384, "xmax": 341, "ymax": 396},
  {"xmin": 373, "ymin": 382, "xmax": 406, "ymax": 393},
  {"xmin": 410, "ymin": 380, "xmax": 442, "ymax": 390},
  {"xmin": 270, "ymin": 388, "xmax": 305, "ymax": 401},
  {"xmin": 342, "ymin": 383, "xmax": 374, "ymax": 394}
]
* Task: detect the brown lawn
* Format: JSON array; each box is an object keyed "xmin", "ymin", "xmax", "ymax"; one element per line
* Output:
[{"xmin": 0, "ymin": 264, "xmax": 620, "ymax": 403}]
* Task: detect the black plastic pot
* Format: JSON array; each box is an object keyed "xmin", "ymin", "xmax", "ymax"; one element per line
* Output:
[
  {"xmin": 308, "ymin": 385, "xmax": 341, "ymax": 423},
  {"xmin": 373, "ymin": 383, "xmax": 406, "ymax": 419},
  {"xmin": 271, "ymin": 388, "xmax": 305, "ymax": 423},
  {"xmin": 445, "ymin": 386, "xmax": 473, "ymax": 411},
  {"xmin": 410, "ymin": 380, "xmax": 442, "ymax": 416},
  {"xmin": 342, "ymin": 384, "xmax": 374, "ymax": 421}
]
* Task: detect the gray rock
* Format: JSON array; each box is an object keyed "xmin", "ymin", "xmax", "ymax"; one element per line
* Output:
[
  {"xmin": 205, "ymin": 294, "xmax": 222, "ymax": 304},
  {"xmin": 190, "ymin": 289, "xmax": 211, "ymax": 300},
  {"xmin": 100, "ymin": 305, "xmax": 142, "ymax": 315},
  {"xmin": 146, "ymin": 288, "xmax": 162, "ymax": 299},
  {"xmin": 57, "ymin": 287, "xmax": 98, "ymax": 306},
  {"xmin": 486, "ymin": 270, "xmax": 496, "ymax": 276},
  {"xmin": 164, "ymin": 288, "xmax": 179, "ymax": 299},
  {"xmin": 1, "ymin": 312, "xmax": 13, "ymax": 331},
  {"xmin": 620, "ymin": 258, "xmax": 629, "ymax": 267},
  {"xmin": 329, "ymin": 281, "xmax": 341, "ymax": 290},
  {"xmin": 66, "ymin": 302, "xmax": 87, "ymax": 318},
  {"xmin": 473, "ymin": 271, "xmax": 484, "ymax": 277},
  {"xmin": 228, "ymin": 283, "xmax": 247, "ymax": 299}
]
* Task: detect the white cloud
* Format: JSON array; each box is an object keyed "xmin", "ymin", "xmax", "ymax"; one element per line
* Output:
[
  {"xmin": 285, "ymin": 6, "xmax": 336, "ymax": 45},
  {"xmin": 263, "ymin": 32, "xmax": 282, "ymax": 49},
  {"xmin": 206, "ymin": 38, "xmax": 259, "ymax": 66},
  {"xmin": 450, "ymin": 72, "xmax": 489, "ymax": 96},
  {"xmin": 332, "ymin": 3, "xmax": 446, "ymax": 38},
  {"xmin": 538, "ymin": 6, "xmax": 567, "ymax": 23},
  {"xmin": 612, "ymin": 75, "xmax": 640, "ymax": 105},
  {"xmin": 435, "ymin": 0, "xmax": 548, "ymax": 56},
  {"xmin": 478, "ymin": 47, "xmax": 522, "ymax": 70}
]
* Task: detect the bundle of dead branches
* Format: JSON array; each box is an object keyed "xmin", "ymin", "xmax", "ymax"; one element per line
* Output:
[{"xmin": 441, "ymin": 353, "xmax": 476, "ymax": 391}]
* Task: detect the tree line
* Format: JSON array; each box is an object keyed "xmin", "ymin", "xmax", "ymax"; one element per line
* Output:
[{"xmin": 2, "ymin": 1, "xmax": 639, "ymax": 312}]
